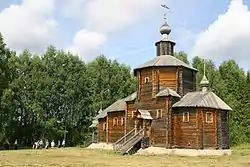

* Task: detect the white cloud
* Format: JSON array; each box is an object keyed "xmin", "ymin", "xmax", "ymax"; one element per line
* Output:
[
  {"xmin": 0, "ymin": 0, "xmax": 57, "ymax": 52},
  {"xmin": 66, "ymin": 0, "xmax": 164, "ymax": 61},
  {"xmin": 67, "ymin": 29, "xmax": 106, "ymax": 61},
  {"xmin": 60, "ymin": 0, "xmax": 87, "ymax": 20},
  {"xmin": 191, "ymin": 0, "xmax": 250, "ymax": 69},
  {"xmin": 84, "ymin": 0, "xmax": 161, "ymax": 33}
]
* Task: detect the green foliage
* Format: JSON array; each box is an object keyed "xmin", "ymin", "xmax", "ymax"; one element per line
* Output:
[
  {"xmin": 87, "ymin": 55, "xmax": 136, "ymax": 110},
  {"xmin": 174, "ymin": 51, "xmax": 190, "ymax": 64},
  {"xmin": 0, "ymin": 39, "xmax": 135, "ymax": 147}
]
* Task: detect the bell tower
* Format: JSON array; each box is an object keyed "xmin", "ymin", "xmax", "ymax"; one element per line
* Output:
[{"xmin": 155, "ymin": 6, "xmax": 176, "ymax": 56}]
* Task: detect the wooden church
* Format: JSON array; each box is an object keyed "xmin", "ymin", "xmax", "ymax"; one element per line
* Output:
[{"xmin": 90, "ymin": 16, "xmax": 232, "ymax": 154}]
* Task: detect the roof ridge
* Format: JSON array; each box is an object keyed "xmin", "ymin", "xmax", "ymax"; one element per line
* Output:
[
  {"xmin": 134, "ymin": 55, "xmax": 198, "ymax": 72},
  {"xmin": 196, "ymin": 91, "xmax": 210, "ymax": 106},
  {"xmin": 153, "ymin": 55, "xmax": 163, "ymax": 65},
  {"xmin": 209, "ymin": 92, "xmax": 232, "ymax": 110}
]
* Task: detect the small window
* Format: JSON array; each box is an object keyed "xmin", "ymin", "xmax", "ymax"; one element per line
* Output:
[
  {"xmin": 121, "ymin": 117, "xmax": 125, "ymax": 126},
  {"xmin": 183, "ymin": 112, "xmax": 189, "ymax": 122},
  {"xmin": 132, "ymin": 111, "xmax": 136, "ymax": 118},
  {"xmin": 206, "ymin": 112, "xmax": 213, "ymax": 123},
  {"xmin": 103, "ymin": 123, "xmax": 107, "ymax": 131},
  {"xmin": 144, "ymin": 77, "xmax": 149, "ymax": 83},
  {"xmin": 113, "ymin": 117, "xmax": 118, "ymax": 126},
  {"xmin": 157, "ymin": 109, "xmax": 163, "ymax": 118}
]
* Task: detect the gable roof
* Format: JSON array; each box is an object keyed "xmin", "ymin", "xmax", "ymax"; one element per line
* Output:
[
  {"xmin": 124, "ymin": 92, "xmax": 137, "ymax": 102},
  {"xmin": 156, "ymin": 87, "xmax": 181, "ymax": 98},
  {"xmin": 138, "ymin": 110, "xmax": 153, "ymax": 120},
  {"xmin": 173, "ymin": 91, "xmax": 232, "ymax": 111},
  {"xmin": 94, "ymin": 109, "xmax": 107, "ymax": 120},
  {"xmin": 95, "ymin": 99, "xmax": 127, "ymax": 119},
  {"xmin": 89, "ymin": 119, "xmax": 98, "ymax": 128},
  {"xmin": 106, "ymin": 99, "xmax": 126, "ymax": 113},
  {"xmin": 134, "ymin": 55, "xmax": 197, "ymax": 73}
]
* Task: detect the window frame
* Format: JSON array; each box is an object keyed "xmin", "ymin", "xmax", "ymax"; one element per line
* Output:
[
  {"xmin": 121, "ymin": 117, "xmax": 125, "ymax": 126},
  {"xmin": 144, "ymin": 77, "xmax": 149, "ymax": 83},
  {"xmin": 132, "ymin": 110, "xmax": 136, "ymax": 118},
  {"xmin": 103, "ymin": 123, "xmax": 107, "ymax": 131},
  {"xmin": 205, "ymin": 112, "xmax": 213, "ymax": 123},
  {"xmin": 113, "ymin": 117, "xmax": 118, "ymax": 126},
  {"xmin": 156, "ymin": 109, "xmax": 163, "ymax": 119},
  {"xmin": 182, "ymin": 112, "xmax": 190, "ymax": 122}
]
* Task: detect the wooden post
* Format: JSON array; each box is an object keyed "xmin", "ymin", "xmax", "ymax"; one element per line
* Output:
[
  {"xmin": 214, "ymin": 110, "xmax": 217, "ymax": 149},
  {"xmin": 143, "ymin": 119, "xmax": 146, "ymax": 136},
  {"xmin": 169, "ymin": 98, "xmax": 172, "ymax": 148},
  {"xmin": 106, "ymin": 115, "xmax": 109, "ymax": 144},
  {"xmin": 178, "ymin": 68, "xmax": 183, "ymax": 97},
  {"xmin": 137, "ymin": 71, "xmax": 141, "ymax": 101},
  {"xmin": 201, "ymin": 110, "xmax": 204, "ymax": 149},
  {"xmin": 125, "ymin": 105, "xmax": 127, "ymax": 136},
  {"xmin": 165, "ymin": 97, "xmax": 169, "ymax": 148},
  {"xmin": 217, "ymin": 111, "xmax": 222, "ymax": 149},
  {"xmin": 134, "ymin": 119, "xmax": 138, "ymax": 134},
  {"xmin": 152, "ymin": 69, "xmax": 155, "ymax": 98},
  {"xmin": 196, "ymin": 108, "xmax": 199, "ymax": 149}
]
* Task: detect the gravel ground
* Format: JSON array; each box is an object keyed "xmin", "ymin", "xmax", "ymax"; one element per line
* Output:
[
  {"xmin": 87, "ymin": 143, "xmax": 231, "ymax": 156},
  {"xmin": 136, "ymin": 147, "xmax": 232, "ymax": 156},
  {"xmin": 87, "ymin": 143, "xmax": 113, "ymax": 150}
]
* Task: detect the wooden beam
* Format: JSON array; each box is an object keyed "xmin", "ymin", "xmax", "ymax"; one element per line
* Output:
[
  {"xmin": 165, "ymin": 97, "xmax": 169, "ymax": 148},
  {"xmin": 196, "ymin": 108, "xmax": 199, "ymax": 149},
  {"xmin": 106, "ymin": 115, "xmax": 109, "ymax": 144}
]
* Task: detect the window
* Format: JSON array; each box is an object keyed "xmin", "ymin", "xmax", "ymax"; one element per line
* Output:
[
  {"xmin": 113, "ymin": 117, "xmax": 118, "ymax": 126},
  {"xmin": 183, "ymin": 112, "xmax": 189, "ymax": 122},
  {"xmin": 103, "ymin": 123, "xmax": 107, "ymax": 131},
  {"xmin": 206, "ymin": 112, "xmax": 213, "ymax": 123},
  {"xmin": 132, "ymin": 111, "xmax": 136, "ymax": 118},
  {"xmin": 144, "ymin": 77, "xmax": 149, "ymax": 83},
  {"xmin": 156, "ymin": 109, "xmax": 163, "ymax": 119},
  {"xmin": 121, "ymin": 117, "xmax": 125, "ymax": 126}
]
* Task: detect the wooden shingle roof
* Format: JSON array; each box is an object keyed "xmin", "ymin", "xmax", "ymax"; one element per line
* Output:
[
  {"xmin": 173, "ymin": 91, "xmax": 232, "ymax": 111},
  {"xmin": 156, "ymin": 87, "xmax": 181, "ymax": 98},
  {"xmin": 95, "ymin": 109, "xmax": 107, "ymax": 119},
  {"xmin": 95, "ymin": 99, "xmax": 126, "ymax": 119},
  {"xmin": 124, "ymin": 92, "xmax": 137, "ymax": 102},
  {"xmin": 89, "ymin": 119, "xmax": 98, "ymax": 128},
  {"xmin": 134, "ymin": 55, "xmax": 198, "ymax": 73},
  {"xmin": 138, "ymin": 110, "xmax": 153, "ymax": 120},
  {"xmin": 105, "ymin": 99, "xmax": 126, "ymax": 113}
]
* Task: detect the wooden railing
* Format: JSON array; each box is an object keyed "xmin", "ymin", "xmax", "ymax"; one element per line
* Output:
[
  {"xmin": 119, "ymin": 129, "xmax": 144, "ymax": 154},
  {"xmin": 113, "ymin": 128, "xmax": 144, "ymax": 154},
  {"xmin": 113, "ymin": 128, "xmax": 136, "ymax": 151}
]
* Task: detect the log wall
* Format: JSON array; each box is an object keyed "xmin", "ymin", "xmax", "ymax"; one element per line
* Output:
[
  {"xmin": 98, "ymin": 118, "xmax": 107, "ymax": 142},
  {"xmin": 138, "ymin": 68, "xmax": 154, "ymax": 102},
  {"xmin": 137, "ymin": 66, "xmax": 196, "ymax": 101},
  {"xmin": 182, "ymin": 68, "xmax": 196, "ymax": 95},
  {"xmin": 221, "ymin": 110, "xmax": 230, "ymax": 149},
  {"xmin": 126, "ymin": 101, "xmax": 136, "ymax": 133},
  {"xmin": 172, "ymin": 108, "xmax": 198, "ymax": 148},
  {"xmin": 138, "ymin": 97, "xmax": 169, "ymax": 147},
  {"xmin": 197, "ymin": 108, "xmax": 217, "ymax": 149},
  {"xmin": 107, "ymin": 111, "xmax": 125, "ymax": 143},
  {"xmin": 137, "ymin": 67, "xmax": 179, "ymax": 102},
  {"xmin": 158, "ymin": 67, "xmax": 178, "ymax": 91}
]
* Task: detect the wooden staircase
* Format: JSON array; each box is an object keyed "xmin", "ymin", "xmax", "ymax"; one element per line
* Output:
[{"xmin": 113, "ymin": 128, "xmax": 144, "ymax": 154}]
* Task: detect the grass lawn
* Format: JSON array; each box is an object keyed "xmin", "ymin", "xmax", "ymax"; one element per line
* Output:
[{"xmin": 0, "ymin": 145, "xmax": 250, "ymax": 167}]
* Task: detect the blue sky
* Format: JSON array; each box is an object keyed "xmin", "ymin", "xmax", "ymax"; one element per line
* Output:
[{"xmin": 0, "ymin": 0, "xmax": 249, "ymax": 70}]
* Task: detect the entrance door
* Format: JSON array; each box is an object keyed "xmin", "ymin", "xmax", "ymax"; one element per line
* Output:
[{"xmin": 134, "ymin": 118, "xmax": 151, "ymax": 136}]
